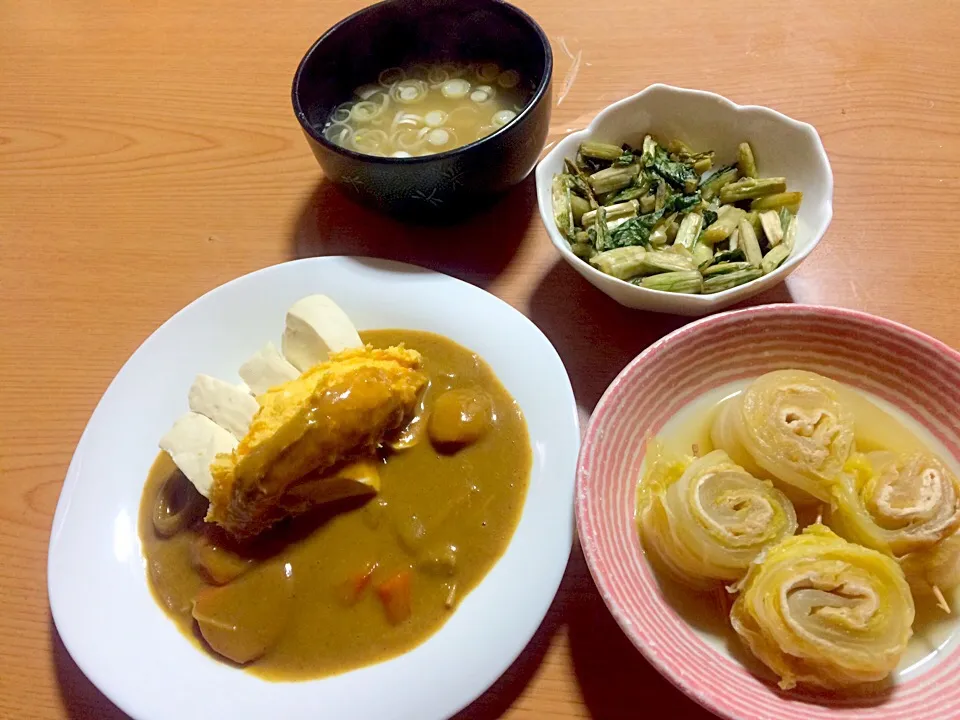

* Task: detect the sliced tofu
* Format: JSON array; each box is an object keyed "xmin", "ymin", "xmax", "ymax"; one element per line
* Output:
[
  {"xmin": 238, "ymin": 342, "xmax": 299, "ymax": 395},
  {"xmin": 281, "ymin": 295, "xmax": 362, "ymax": 373},
  {"xmin": 159, "ymin": 412, "xmax": 238, "ymax": 498},
  {"xmin": 188, "ymin": 374, "xmax": 259, "ymax": 440}
]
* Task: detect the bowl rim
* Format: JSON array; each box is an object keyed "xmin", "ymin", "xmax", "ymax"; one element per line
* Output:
[
  {"xmin": 291, "ymin": 0, "xmax": 553, "ymax": 165},
  {"xmin": 536, "ymin": 83, "xmax": 835, "ymax": 305},
  {"xmin": 575, "ymin": 302, "xmax": 960, "ymax": 719}
]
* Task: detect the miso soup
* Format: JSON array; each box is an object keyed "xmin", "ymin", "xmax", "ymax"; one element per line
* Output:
[{"xmin": 322, "ymin": 62, "xmax": 530, "ymax": 157}]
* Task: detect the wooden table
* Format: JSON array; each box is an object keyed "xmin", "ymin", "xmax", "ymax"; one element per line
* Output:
[{"xmin": 3, "ymin": 0, "xmax": 959, "ymax": 717}]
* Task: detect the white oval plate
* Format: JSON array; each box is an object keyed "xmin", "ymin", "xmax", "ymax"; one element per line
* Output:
[{"xmin": 48, "ymin": 257, "xmax": 579, "ymax": 720}]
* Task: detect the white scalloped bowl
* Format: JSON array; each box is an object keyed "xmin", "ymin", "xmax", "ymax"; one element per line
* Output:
[{"xmin": 535, "ymin": 84, "xmax": 834, "ymax": 316}]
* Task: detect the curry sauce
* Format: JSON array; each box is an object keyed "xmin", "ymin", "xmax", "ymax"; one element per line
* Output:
[{"xmin": 139, "ymin": 329, "xmax": 531, "ymax": 680}]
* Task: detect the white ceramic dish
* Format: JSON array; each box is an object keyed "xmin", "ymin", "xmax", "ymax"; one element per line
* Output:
[
  {"xmin": 48, "ymin": 257, "xmax": 580, "ymax": 720},
  {"xmin": 535, "ymin": 84, "xmax": 834, "ymax": 316}
]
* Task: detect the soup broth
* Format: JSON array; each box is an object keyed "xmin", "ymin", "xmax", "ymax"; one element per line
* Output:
[{"xmin": 322, "ymin": 61, "xmax": 530, "ymax": 157}]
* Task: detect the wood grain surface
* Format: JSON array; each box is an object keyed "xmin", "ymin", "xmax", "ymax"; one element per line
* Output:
[{"xmin": 3, "ymin": 0, "xmax": 960, "ymax": 717}]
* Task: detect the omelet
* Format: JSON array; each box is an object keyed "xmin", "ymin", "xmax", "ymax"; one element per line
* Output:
[{"xmin": 208, "ymin": 345, "xmax": 426, "ymax": 539}]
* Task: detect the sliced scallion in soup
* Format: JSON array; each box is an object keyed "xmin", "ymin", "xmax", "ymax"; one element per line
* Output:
[{"xmin": 323, "ymin": 62, "xmax": 529, "ymax": 157}]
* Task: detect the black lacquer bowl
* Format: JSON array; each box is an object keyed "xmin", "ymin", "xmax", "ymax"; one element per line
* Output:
[{"xmin": 292, "ymin": 0, "xmax": 553, "ymax": 220}]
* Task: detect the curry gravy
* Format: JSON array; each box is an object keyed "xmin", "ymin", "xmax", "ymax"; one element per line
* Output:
[{"xmin": 139, "ymin": 330, "xmax": 531, "ymax": 680}]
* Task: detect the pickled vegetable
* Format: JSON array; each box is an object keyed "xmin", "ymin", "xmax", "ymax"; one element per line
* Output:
[{"xmin": 551, "ymin": 133, "xmax": 801, "ymax": 292}]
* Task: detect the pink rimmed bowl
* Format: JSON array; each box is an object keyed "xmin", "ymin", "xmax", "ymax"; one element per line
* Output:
[{"xmin": 576, "ymin": 303, "xmax": 960, "ymax": 720}]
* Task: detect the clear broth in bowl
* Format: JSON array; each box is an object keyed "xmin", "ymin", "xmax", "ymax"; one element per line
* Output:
[{"xmin": 322, "ymin": 62, "xmax": 530, "ymax": 157}]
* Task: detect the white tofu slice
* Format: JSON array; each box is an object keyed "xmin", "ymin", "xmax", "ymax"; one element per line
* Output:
[
  {"xmin": 159, "ymin": 412, "xmax": 237, "ymax": 498},
  {"xmin": 238, "ymin": 342, "xmax": 299, "ymax": 395},
  {"xmin": 188, "ymin": 374, "xmax": 259, "ymax": 440},
  {"xmin": 281, "ymin": 295, "xmax": 362, "ymax": 373}
]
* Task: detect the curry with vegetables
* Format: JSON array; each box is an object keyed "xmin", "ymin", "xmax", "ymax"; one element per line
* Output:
[{"xmin": 139, "ymin": 329, "xmax": 531, "ymax": 680}]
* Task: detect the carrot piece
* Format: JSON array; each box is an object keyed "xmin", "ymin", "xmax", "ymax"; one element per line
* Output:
[
  {"xmin": 376, "ymin": 570, "xmax": 412, "ymax": 624},
  {"xmin": 339, "ymin": 562, "xmax": 377, "ymax": 605}
]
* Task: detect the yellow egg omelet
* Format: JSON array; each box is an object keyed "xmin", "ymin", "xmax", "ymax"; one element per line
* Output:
[{"xmin": 207, "ymin": 345, "xmax": 426, "ymax": 539}]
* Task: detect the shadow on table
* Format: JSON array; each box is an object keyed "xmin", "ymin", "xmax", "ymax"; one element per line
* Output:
[
  {"xmin": 290, "ymin": 177, "xmax": 537, "ymax": 289},
  {"xmin": 731, "ymin": 279, "xmax": 796, "ymax": 309},
  {"xmin": 528, "ymin": 261, "xmax": 797, "ymax": 414},
  {"xmin": 563, "ymin": 546, "xmax": 706, "ymax": 719},
  {"xmin": 528, "ymin": 261, "xmax": 687, "ymax": 413},
  {"xmin": 452, "ymin": 548, "xmax": 577, "ymax": 720},
  {"xmin": 53, "ymin": 619, "xmax": 129, "ymax": 720}
]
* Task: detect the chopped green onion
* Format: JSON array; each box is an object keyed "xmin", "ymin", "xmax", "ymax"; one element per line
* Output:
[
  {"xmin": 580, "ymin": 141, "xmax": 624, "ymax": 162},
  {"xmin": 703, "ymin": 261, "xmax": 753, "ymax": 277},
  {"xmin": 551, "ymin": 176, "xmax": 575, "ymax": 240},
  {"xmin": 738, "ymin": 217, "xmax": 763, "ymax": 267},
  {"xmin": 492, "ymin": 110, "xmax": 517, "ymax": 127},
  {"xmin": 702, "ymin": 268, "xmax": 763, "ymax": 293},
  {"xmin": 700, "ymin": 165, "xmax": 738, "ymax": 201},
  {"xmin": 470, "ymin": 85, "xmax": 495, "ymax": 103},
  {"xmin": 782, "ymin": 211, "xmax": 798, "ymax": 251},
  {"xmin": 637, "ymin": 250, "xmax": 697, "ymax": 275},
  {"xmin": 588, "ymin": 164, "xmax": 640, "ymax": 194},
  {"xmin": 761, "ymin": 244, "xmax": 791, "ymax": 274},
  {"xmin": 570, "ymin": 242, "xmax": 597, "ymax": 260},
  {"xmin": 440, "ymin": 78, "xmax": 471, "ymax": 99},
  {"xmin": 692, "ymin": 242, "xmax": 714, "ymax": 270},
  {"xmin": 497, "ymin": 70, "xmax": 520, "ymax": 88},
  {"xmin": 719, "ymin": 177, "xmax": 788, "ymax": 204},
  {"xmin": 608, "ymin": 182, "xmax": 651, "ymax": 205},
  {"xmin": 713, "ymin": 247, "xmax": 746, "ymax": 264},
  {"xmin": 477, "ymin": 63, "xmax": 500, "ymax": 82},
  {"xmin": 571, "ymin": 195, "xmax": 591, "ymax": 225},
  {"xmin": 674, "ymin": 212, "xmax": 704, "ymax": 250},
  {"xmin": 701, "ymin": 206, "xmax": 745, "ymax": 245},
  {"xmin": 737, "ymin": 142, "xmax": 758, "ymax": 178},
  {"xmin": 750, "ymin": 191, "xmax": 803, "ymax": 215},
  {"xmin": 424, "ymin": 110, "xmax": 447, "ymax": 128},
  {"xmin": 581, "ymin": 199, "xmax": 639, "ymax": 227},
  {"xmin": 759, "ymin": 210, "xmax": 784, "ymax": 247},
  {"xmin": 637, "ymin": 270, "xmax": 703, "ymax": 294},
  {"xmin": 589, "ymin": 246, "xmax": 647, "ymax": 279}
]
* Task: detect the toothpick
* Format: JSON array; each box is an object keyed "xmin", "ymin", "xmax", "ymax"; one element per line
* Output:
[{"xmin": 933, "ymin": 585, "xmax": 951, "ymax": 614}]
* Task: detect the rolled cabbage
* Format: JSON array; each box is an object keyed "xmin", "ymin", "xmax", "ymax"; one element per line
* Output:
[
  {"xmin": 638, "ymin": 446, "xmax": 797, "ymax": 588},
  {"xmin": 900, "ymin": 532, "xmax": 960, "ymax": 602},
  {"xmin": 711, "ymin": 370, "xmax": 854, "ymax": 504},
  {"xmin": 730, "ymin": 524, "xmax": 914, "ymax": 690},
  {"xmin": 828, "ymin": 451, "xmax": 960, "ymax": 557}
]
